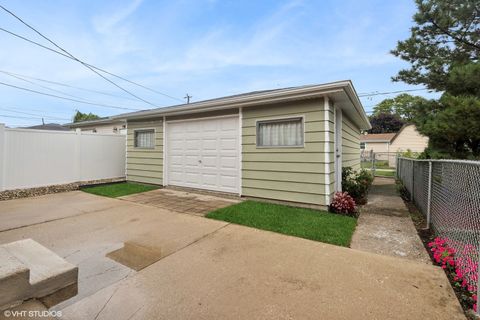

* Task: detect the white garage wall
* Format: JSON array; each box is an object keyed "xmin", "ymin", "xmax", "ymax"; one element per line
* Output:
[{"xmin": 0, "ymin": 124, "xmax": 126, "ymax": 191}]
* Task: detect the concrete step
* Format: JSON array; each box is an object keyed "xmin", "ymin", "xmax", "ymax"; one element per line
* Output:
[
  {"xmin": 0, "ymin": 247, "xmax": 31, "ymax": 309},
  {"xmin": 0, "ymin": 239, "xmax": 78, "ymax": 310}
]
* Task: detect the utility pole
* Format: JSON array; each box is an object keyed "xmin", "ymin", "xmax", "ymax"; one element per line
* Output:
[
  {"xmin": 184, "ymin": 94, "xmax": 192, "ymax": 104},
  {"xmin": 42, "ymin": 117, "xmax": 45, "ymax": 125}
]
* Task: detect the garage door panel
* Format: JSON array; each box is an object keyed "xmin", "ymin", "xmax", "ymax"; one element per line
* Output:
[
  {"xmin": 202, "ymin": 173, "xmax": 218, "ymax": 186},
  {"xmin": 184, "ymin": 156, "xmax": 199, "ymax": 166},
  {"xmin": 186, "ymin": 140, "xmax": 201, "ymax": 150},
  {"xmin": 220, "ymin": 157, "xmax": 237, "ymax": 169},
  {"xmin": 167, "ymin": 116, "xmax": 239, "ymax": 193},
  {"xmin": 201, "ymin": 156, "xmax": 218, "ymax": 167},
  {"xmin": 220, "ymin": 176, "xmax": 237, "ymax": 188},
  {"xmin": 202, "ymin": 139, "xmax": 218, "ymax": 151},
  {"xmin": 220, "ymin": 138, "xmax": 237, "ymax": 150}
]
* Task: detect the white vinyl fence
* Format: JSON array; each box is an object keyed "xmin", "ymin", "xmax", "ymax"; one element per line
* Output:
[
  {"xmin": 0, "ymin": 124, "xmax": 126, "ymax": 191},
  {"xmin": 397, "ymin": 157, "xmax": 480, "ymax": 315}
]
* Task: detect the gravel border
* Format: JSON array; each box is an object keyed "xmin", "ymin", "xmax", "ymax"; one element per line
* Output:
[{"xmin": 0, "ymin": 178, "xmax": 126, "ymax": 201}]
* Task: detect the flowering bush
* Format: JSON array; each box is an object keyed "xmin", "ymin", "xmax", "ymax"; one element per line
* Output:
[
  {"xmin": 342, "ymin": 167, "xmax": 373, "ymax": 205},
  {"xmin": 428, "ymin": 237, "xmax": 478, "ymax": 312},
  {"xmin": 330, "ymin": 192, "xmax": 357, "ymax": 217}
]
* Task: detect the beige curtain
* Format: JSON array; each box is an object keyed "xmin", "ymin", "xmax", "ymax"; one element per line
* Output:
[{"xmin": 258, "ymin": 119, "xmax": 303, "ymax": 146}]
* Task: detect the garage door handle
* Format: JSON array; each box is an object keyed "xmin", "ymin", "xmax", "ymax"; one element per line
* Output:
[{"xmin": 198, "ymin": 160, "xmax": 202, "ymax": 163}]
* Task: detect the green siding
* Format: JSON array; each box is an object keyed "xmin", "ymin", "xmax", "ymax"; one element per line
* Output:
[
  {"xmin": 342, "ymin": 114, "xmax": 360, "ymax": 170},
  {"xmin": 241, "ymin": 98, "xmax": 334, "ymax": 207},
  {"xmin": 126, "ymin": 119, "xmax": 163, "ymax": 185}
]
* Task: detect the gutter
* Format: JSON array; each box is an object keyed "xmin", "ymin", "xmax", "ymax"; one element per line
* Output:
[
  {"xmin": 65, "ymin": 80, "xmax": 372, "ymax": 130},
  {"xmin": 113, "ymin": 88, "xmax": 345, "ymax": 121}
]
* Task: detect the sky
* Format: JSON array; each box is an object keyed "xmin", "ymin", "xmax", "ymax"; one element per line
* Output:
[{"xmin": 0, "ymin": 0, "xmax": 440, "ymax": 127}]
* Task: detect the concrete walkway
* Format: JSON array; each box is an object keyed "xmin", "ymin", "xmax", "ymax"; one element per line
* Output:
[
  {"xmin": 0, "ymin": 190, "xmax": 465, "ymax": 319},
  {"xmin": 351, "ymin": 177, "xmax": 431, "ymax": 264}
]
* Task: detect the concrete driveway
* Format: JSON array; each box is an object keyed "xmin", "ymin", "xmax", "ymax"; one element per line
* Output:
[{"xmin": 0, "ymin": 191, "xmax": 465, "ymax": 319}]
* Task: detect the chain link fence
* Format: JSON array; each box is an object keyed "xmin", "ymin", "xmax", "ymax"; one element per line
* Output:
[
  {"xmin": 397, "ymin": 157, "xmax": 480, "ymax": 314},
  {"xmin": 360, "ymin": 151, "xmax": 397, "ymax": 177}
]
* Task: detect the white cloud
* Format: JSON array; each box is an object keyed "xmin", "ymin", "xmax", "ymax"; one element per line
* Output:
[
  {"xmin": 153, "ymin": 0, "xmax": 306, "ymax": 73},
  {"xmin": 92, "ymin": 0, "xmax": 143, "ymax": 34}
]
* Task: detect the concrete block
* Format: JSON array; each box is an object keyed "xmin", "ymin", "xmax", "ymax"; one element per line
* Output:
[
  {"xmin": 0, "ymin": 248, "xmax": 30, "ymax": 310},
  {"xmin": 0, "ymin": 239, "xmax": 78, "ymax": 310}
]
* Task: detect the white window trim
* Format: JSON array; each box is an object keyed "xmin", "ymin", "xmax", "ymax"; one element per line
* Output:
[
  {"xmin": 255, "ymin": 115, "xmax": 305, "ymax": 148},
  {"xmin": 324, "ymin": 97, "xmax": 331, "ymax": 205},
  {"xmin": 162, "ymin": 117, "xmax": 166, "ymax": 187},
  {"xmin": 133, "ymin": 128, "xmax": 156, "ymax": 149}
]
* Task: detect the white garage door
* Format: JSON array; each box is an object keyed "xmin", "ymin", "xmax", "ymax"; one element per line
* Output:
[{"xmin": 166, "ymin": 116, "xmax": 239, "ymax": 194}]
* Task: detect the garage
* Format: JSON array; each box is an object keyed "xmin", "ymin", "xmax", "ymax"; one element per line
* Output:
[{"xmin": 166, "ymin": 116, "xmax": 240, "ymax": 194}]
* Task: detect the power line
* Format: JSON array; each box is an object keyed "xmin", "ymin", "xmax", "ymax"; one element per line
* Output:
[
  {"xmin": 0, "ymin": 113, "xmax": 58, "ymax": 121},
  {"xmin": 0, "ymin": 105, "xmax": 75, "ymax": 115},
  {"xmin": 1, "ymin": 70, "xmax": 98, "ymax": 102},
  {"xmin": 358, "ymin": 88, "xmax": 431, "ymax": 97},
  {"xmin": 0, "ymin": 107, "xmax": 70, "ymax": 121},
  {"xmin": 0, "ymin": 29, "xmax": 184, "ymax": 104},
  {"xmin": 0, "ymin": 81, "xmax": 142, "ymax": 111},
  {"xmin": 0, "ymin": 70, "xmax": 142, "ymax": 102},
  {"xmin": 0, "ymin": 4, "xmax": 162, "ymax": 108},
  {"xmin": 0, "ymin": 70, "xmax": 142, "ymax": 110}
]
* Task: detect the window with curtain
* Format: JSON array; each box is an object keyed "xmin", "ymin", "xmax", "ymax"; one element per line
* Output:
[
  {"xmin": 134, "ymin": 129, "xmax": 155, "ymax": 149},
  {"xmin": 257, "ymin": 117, "xmax": 304, "ymax": 147}
]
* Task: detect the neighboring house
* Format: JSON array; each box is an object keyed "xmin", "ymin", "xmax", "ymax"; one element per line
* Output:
[
  {"xmin": 66, "ymin": 118, "xmax": 126, "ymax": 134},
  {"xmin": 390, "ymin": 124, "xmax": 429, "ymax": 153},
  {"xmin": 360, "ymin": 133, "xmax": 396, "ymax": 154},
  {"xmin": 21, "ymin": 123, "xmax": 70, "ymax": 131},
  {"xmin": 79, "ymin": 81, "xmax": 371, "ymax": 209},
  {"xmin": 360, "ymin": 124, "xmax": 429, "ymax": 166}
]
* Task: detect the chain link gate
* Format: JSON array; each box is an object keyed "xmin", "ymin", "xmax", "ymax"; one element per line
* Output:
[{"xmin": 397, "ymin": 157, "xmax": 480, "ymax": 315}]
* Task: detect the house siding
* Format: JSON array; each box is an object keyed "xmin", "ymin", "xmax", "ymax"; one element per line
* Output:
[
  {"xmin": 390, "ymin": 124, "xmax": 428, "ymax": 153},
  {"xmin": 363, "ymin": 141, "xmax": 390, "ymax": 153},
  {"xmin": 241, "ymin": 98, "xmax": 334, "ymax": 208},
  {"xmin": 126, "ymin": 119, "xmax": 163, "ymax": 185},
  {"xmin": 342, "ymin": 114, "xmax": 361, "ymax": 170}
]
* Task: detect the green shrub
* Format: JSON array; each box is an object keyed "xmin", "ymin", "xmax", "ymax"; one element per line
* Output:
[
  {"xmin": 398, "ymin": 149, "xmax": 421, "ymax": 159},
  {"xmin": 395, "ymin": 180, "xmax": 410, "ymax": 201},
  {"xmin": 342, "ymin": 167, "xmax": 373, "ymax": 204}
]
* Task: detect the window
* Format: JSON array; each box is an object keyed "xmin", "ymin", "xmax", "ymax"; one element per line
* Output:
[
  {"xmin": 134, "ymin": 129, "xmax": 155, "ymax": 149},
  {"xmin": 257, "ymin": 117, "xmax": 304, "ymax": 147},
  {"xmin": 360, "ymin": 142, "xmax": 366, "ymax": 150}
]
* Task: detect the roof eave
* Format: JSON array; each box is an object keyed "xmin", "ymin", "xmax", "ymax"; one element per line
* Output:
[
  {"xmin": 113, "ymin": 80, "xmax": 371, "ymax": 130},
  {"xmin": 113, "ymin": 84, "xmax": 351, "ymax": 121},
  {"xmin": 65, "ymin": 118, "xmax": 124, "ymax": 128}
]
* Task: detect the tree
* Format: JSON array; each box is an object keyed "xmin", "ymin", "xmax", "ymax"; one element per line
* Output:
[
  {"xmin": 391, "ymin": 0, "xmax": 480, "ymax": 91},
  {"xmin": 412, "ymin": 94, "xmax": 480, "ymax": 158},
  {"xmin": 373, "ymin": 93, "xmax": 428, "ymax": 121},
  {"xmin": 73, "ymin": 110, "xmax": 100, "ymax": 123},
  {"xmin": 391, "ymin": 0, "xmax": 480, "ymax": 159},
  {"xmin": 368, "ymin": 113, "xmax": 405, "ymax": 134}
]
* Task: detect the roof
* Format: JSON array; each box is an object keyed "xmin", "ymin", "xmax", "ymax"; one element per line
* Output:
[
  {"xmin": 66, "ymin": 117, "xmax": 125, "ymax": 128},
  {"xmin": 68, "ymin": 80, "xmax": 371, "ymax": 130},
  {"xmin": 360, "ymin": 133, "xmax": 396, "ymax": 142},
  {"xmin": 390, "ymin": 124, "xmax": 416, "ymax": 144},
  {"xmin": 21, "ymin": 123, "xmax": 70, "ymax": 131}
]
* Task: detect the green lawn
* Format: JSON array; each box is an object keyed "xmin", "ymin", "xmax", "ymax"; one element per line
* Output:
[
  {"xmin": 361, "ymin": 160, "xmax": 393, "ymax": 169},
  {"xmin": 374, "ymin": 169, "xmax": 395, "ymax": 177},
  {"xmin": 82, "ymin": 182, "xmax": 159, "ymax": 198},
  {"xmin": 206, "ymin": 200, "xmax": 357, "ymax": 247}
]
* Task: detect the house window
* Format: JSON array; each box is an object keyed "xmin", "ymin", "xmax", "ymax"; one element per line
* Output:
[
  {"xmin": 360, "ymin": 142, "xmax": 366, "ymax": 149},
  {"xmin": 134, "ymin": 129, "xmax": 155, "ymax": 149},
  {"xmin": 257, "ymin": 117, "xmax": 304, "ymax": 147}
]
